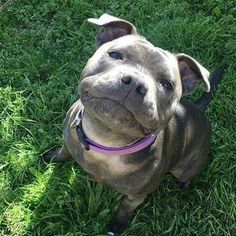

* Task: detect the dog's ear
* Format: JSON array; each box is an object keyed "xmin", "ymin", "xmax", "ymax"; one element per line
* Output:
[
  {"xmin": 176, "ymin": 53, "xmax": 210, "ymax": 96},
  {"xmin": 88, "ymin": 14, "xmax": 137, "ymax": 47}
]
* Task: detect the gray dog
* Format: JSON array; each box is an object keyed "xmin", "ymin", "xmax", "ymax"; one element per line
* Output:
[{"xmin": 43, "ymin": 14, "xmax": 224, "ymax": 235}]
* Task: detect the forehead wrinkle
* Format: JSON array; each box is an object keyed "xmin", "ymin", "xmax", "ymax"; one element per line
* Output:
[
  {"xmin": 138, "ymin": 45, "xmax": 174, "ymax": 71},
  {"xmin": 135, "ymin": 63, "xmax": 149, "ymax": 74},
  {"xmin": 111, "ymin": 36, "xmax": 179, "ymax": 81}
]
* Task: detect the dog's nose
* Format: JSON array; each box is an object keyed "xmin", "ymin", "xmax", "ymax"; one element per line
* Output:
[
  {"xmin": 121, "ymin": 76, "xmax": 132, "ymax": 85},
  {"xmin": 136, "ymin": 85, "xmax": 147, "ymax": 95},
  {"xmin": 121, "ymin": 76, "xmax": 147, "ymax": 96}
]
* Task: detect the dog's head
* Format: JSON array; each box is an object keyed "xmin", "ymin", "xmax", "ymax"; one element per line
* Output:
[{"xmin": 79, "ymin": 14, "xmax": 210, "ymax": 137}]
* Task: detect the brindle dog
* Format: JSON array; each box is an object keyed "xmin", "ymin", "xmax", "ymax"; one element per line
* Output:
[{"xmin": 43, "ymin": 14, "xmax": 224, "ymax": 235}]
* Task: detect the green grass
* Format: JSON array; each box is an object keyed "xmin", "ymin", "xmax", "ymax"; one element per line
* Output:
[{"xmin": 0, "ymin": 0, "xmax": 235, "ymax": 235}]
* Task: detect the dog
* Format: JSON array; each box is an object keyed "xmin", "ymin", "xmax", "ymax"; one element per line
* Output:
[{"xmin": 43, "ymin": 14, "xmax": 224, "ymax": 235}]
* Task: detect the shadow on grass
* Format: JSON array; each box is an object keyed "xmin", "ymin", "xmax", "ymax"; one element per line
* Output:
[
  {"xmin": 23, "ymin": 156, "xmax": 120, "ymax": 236},
  {"xmin": 33, "ymin": 154, "xmax": 214, "ymax": 236}
]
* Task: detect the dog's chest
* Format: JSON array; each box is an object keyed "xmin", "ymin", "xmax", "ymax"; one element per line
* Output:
[
  {"xmin": 80, "ymin": 150, "xmax": 155, "ymax": 194},
  {"xmin": 82, "ymin": 151, "xmax": 138, "ymax": 180}
]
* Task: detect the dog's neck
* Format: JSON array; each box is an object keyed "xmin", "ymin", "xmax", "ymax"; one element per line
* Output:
[{"xmin": 82, "ymin": 110, "xmax": 141, "ymax": 147}]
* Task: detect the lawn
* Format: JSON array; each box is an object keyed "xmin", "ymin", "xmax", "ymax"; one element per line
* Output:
[{"xmin": 0, "ymin": 0, "xmax": 235, "ymax": 235}]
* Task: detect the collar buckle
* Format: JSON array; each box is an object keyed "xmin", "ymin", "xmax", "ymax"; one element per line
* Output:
[{"xmin": 76, "ymin": 111, "xmax": 90, "ymax": 151}]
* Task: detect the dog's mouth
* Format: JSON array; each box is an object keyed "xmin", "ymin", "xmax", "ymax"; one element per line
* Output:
[
  {"xmin": 82, "ymin": 91, "xmax": 94, "ymax": 100},
  {"xmin": 81, "ymin": 91, "xmax": 155, "ymax": 136}
]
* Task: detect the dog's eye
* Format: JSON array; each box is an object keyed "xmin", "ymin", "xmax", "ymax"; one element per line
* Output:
[
  {"xmin": 160, "ymin": 79, "xmax": 173, "ymax": 91},
  {"xmin": 108, "ymin": 51, "xmax": 123, "ymax": 60}
]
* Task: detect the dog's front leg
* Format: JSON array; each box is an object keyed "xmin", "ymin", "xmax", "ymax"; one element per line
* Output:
[
  {"xmin": 42, "ymin": 143, "xmax": 71, "ymax": 163},
  {"xmin": 108, "ymin": 194, "xmax": 146, "ymax": 235}
]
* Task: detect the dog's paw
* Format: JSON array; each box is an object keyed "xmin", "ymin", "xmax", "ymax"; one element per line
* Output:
[
  {"xmin": 178, "ymin": 180, "xmax": 191, "ymax": 190},
  {"xmin": 41, "ymin": 146, "xmax": 63, "ymax": 163},
  {"xmin": 108, "ymin": 210, "xmax": 132, "ymax": 235},
  {"xmin": 107, "ymin": 232, "xmax": 115, "ymax": 236}
]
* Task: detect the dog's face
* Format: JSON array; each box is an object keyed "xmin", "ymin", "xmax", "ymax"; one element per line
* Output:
[
  {"xmin": 79, "ymin": 14, "xmax": 210, "ymax": 138},
  {"xmin": 80, "ymin": 35, "xmax": 182, "ymax": 136}
]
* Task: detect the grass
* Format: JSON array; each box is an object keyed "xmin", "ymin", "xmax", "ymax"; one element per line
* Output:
[{"xmin": 0, "ymin": 0, "xmax": 235, "ymax": 235}]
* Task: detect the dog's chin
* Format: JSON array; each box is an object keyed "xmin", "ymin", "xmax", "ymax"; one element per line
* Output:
[{"xmin": 81, "ymin": 95, "xmax": 153, "ymax": 137}]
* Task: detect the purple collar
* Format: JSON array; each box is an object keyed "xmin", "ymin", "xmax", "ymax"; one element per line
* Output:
[{"xmin": 76, "ymin": 109, "xmax": 157, "ymax": 156}]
